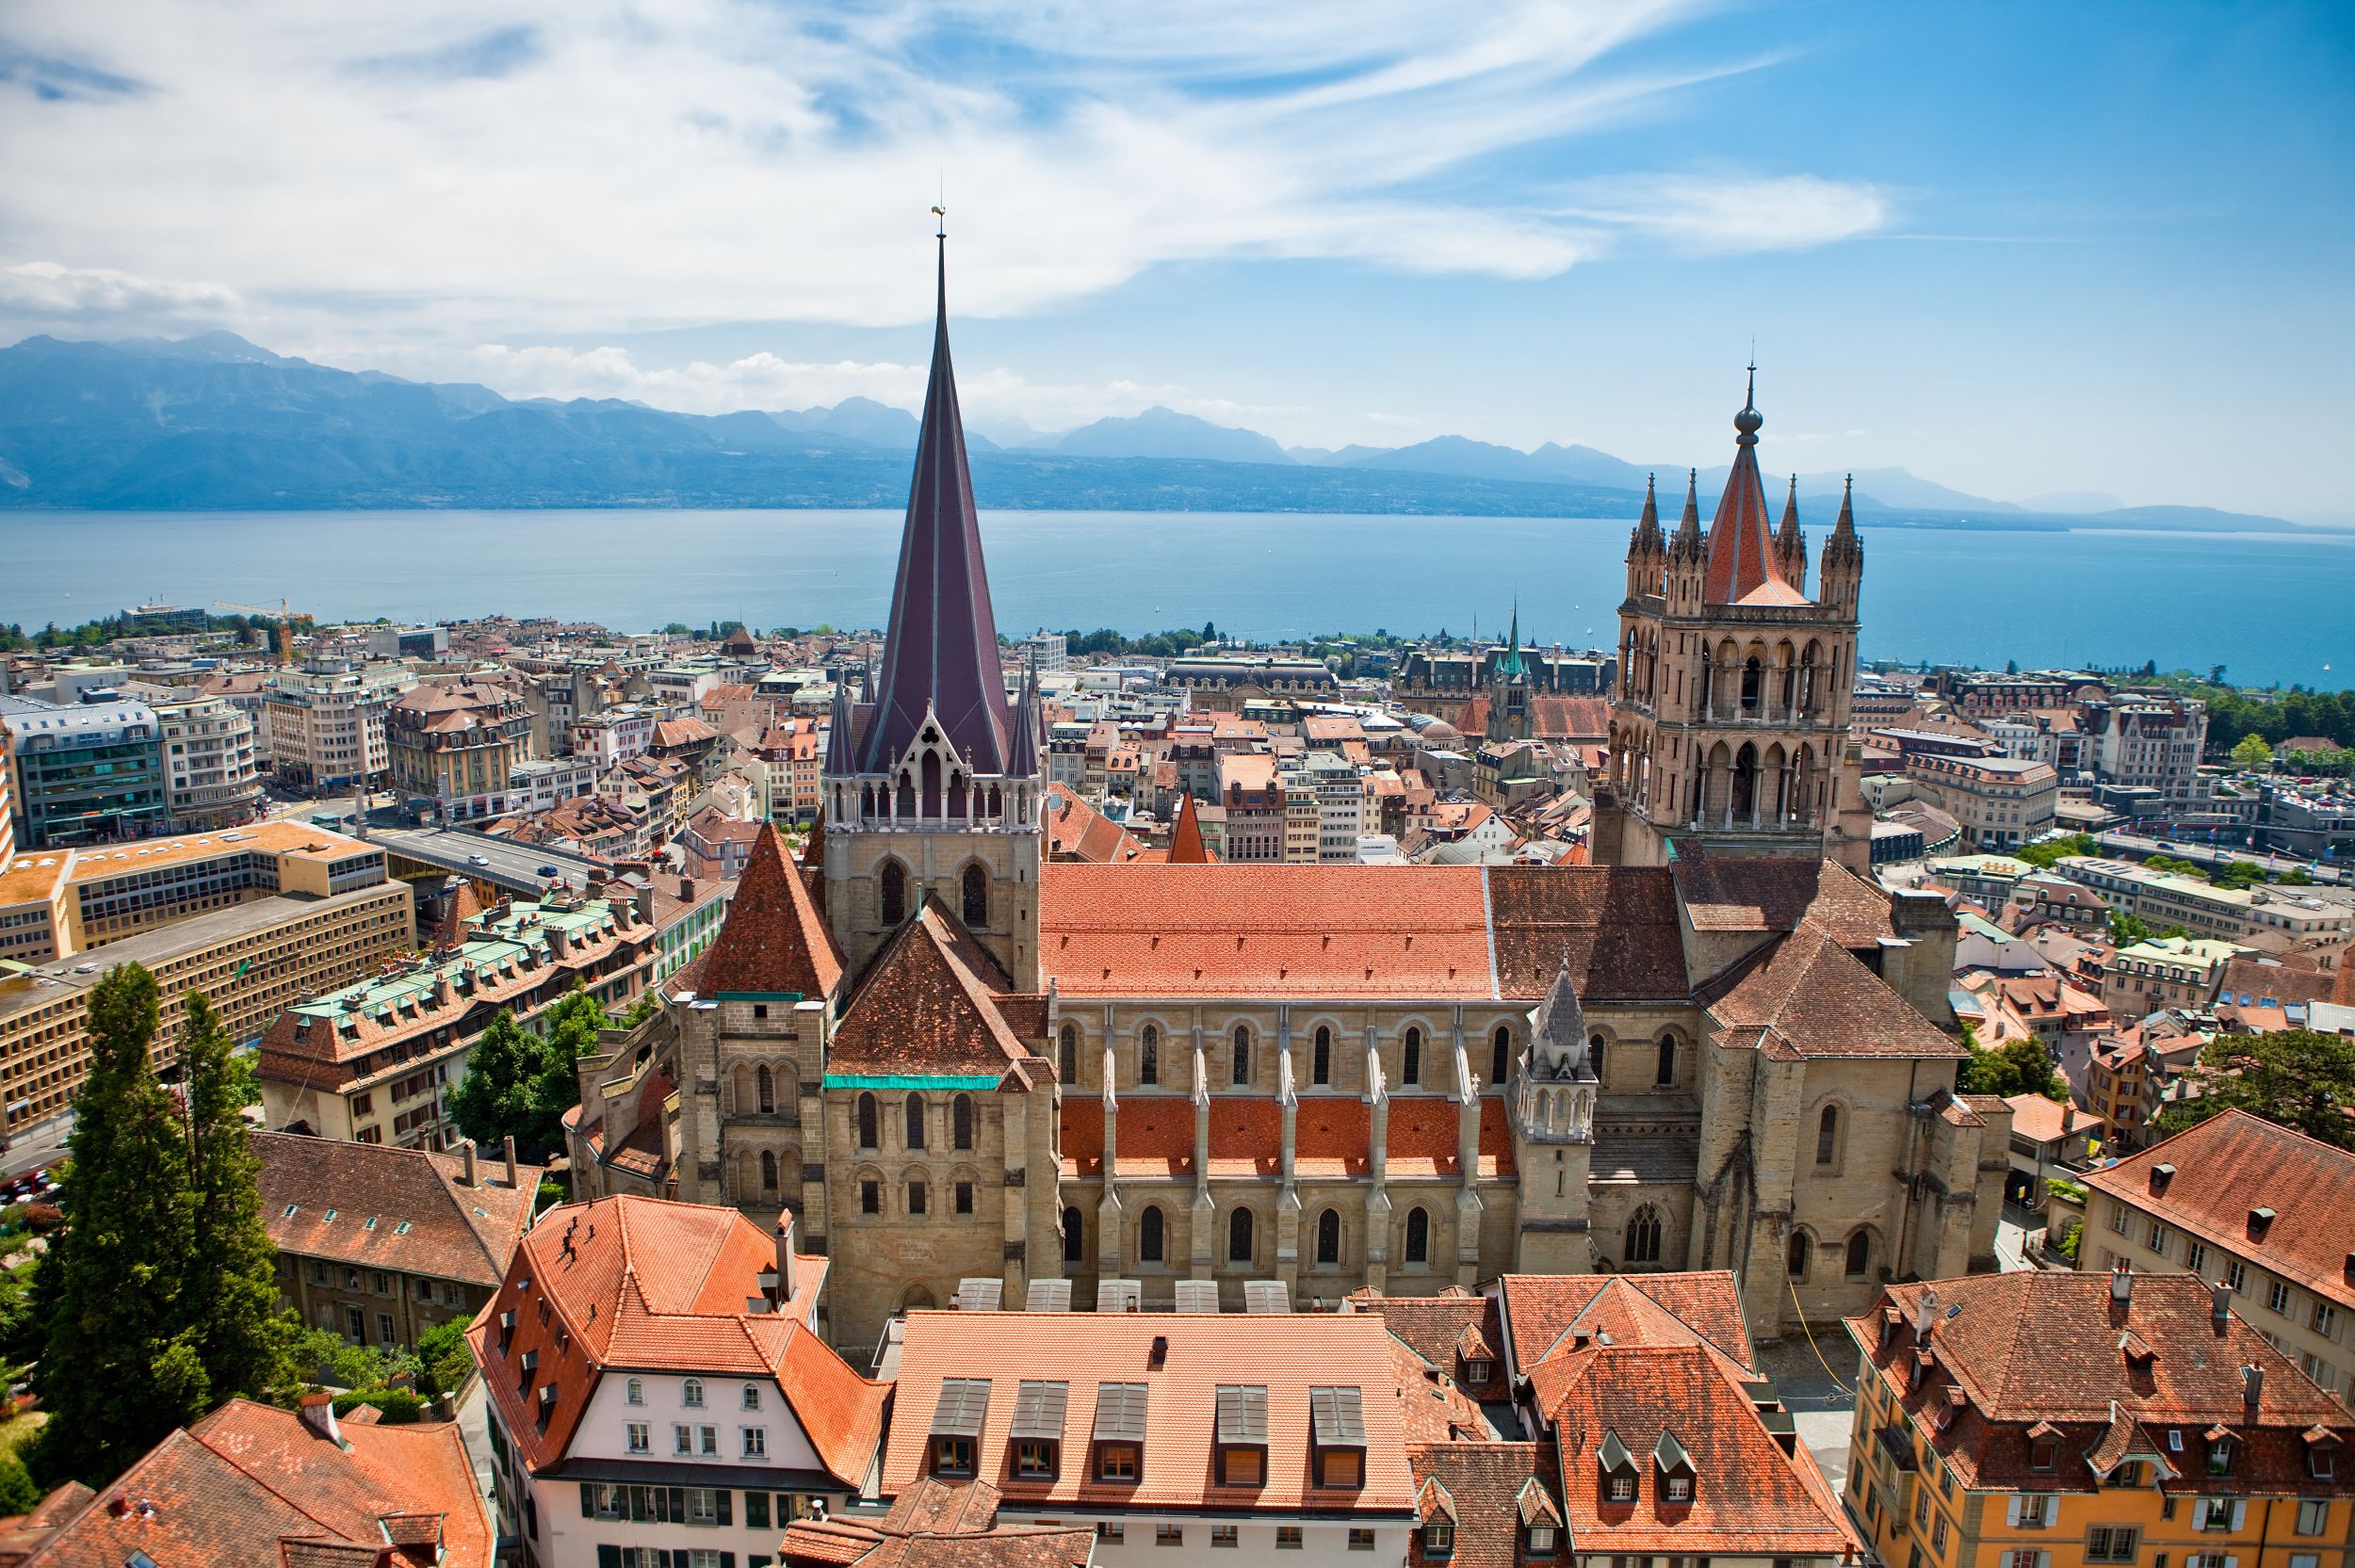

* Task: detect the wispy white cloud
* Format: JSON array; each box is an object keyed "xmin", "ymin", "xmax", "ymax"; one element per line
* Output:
[
  {"xmin": 0, "ymin": 0, "xmax": 1888, "ymax": 353},
  {"xmin": 0, "ymin": 261, "xmax": 241, "ymax": 317}
]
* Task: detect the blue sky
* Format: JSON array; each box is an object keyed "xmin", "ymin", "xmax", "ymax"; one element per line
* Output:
[{"xmin": 2, "ymin": 1, "xmax": 2350, "ymax": 519}]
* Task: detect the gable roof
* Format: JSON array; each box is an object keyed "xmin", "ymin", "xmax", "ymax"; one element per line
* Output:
[
  {"xmin": 1498, "ymin": 1272, "xmax": 1753, "ymax": 1382},
  {"xmin": 1701, "ymin": 929, "xmax": 1968, "ymax": 1059},
  {"xmin": 1670, "ymin": 853, "xmax": 1892, "ymax": 946},
  {"xmin": 699, "ymin": 822, "xmax": 844, "ymax": 999},
  {"xmin": 829, "ymin": 904, "xmax": 1032, "ymax": 1081},
  {"xmin": 1486, "ymin": 865, "xmax": 1688, "ymax": 1001},
  {"xmin": 256, "ymin": 1130, "xmax": 538, "ymax": 1288},
  {"xmin": 1403, "ymin": 1444, "xmax": 1561, "ymax": 1568}
]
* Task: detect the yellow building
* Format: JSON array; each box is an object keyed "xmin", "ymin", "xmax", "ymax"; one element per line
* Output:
[
  {"xmin": 1847, "ymin": 1269, "xmax": 2355, "ymax": 1568},
  {"xmin": 0, "ymin": 881, "xmax": 415, "ymax": 1140}
]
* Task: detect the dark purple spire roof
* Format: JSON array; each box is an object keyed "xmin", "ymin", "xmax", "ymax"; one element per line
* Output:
[{"xmin": 858, "ymin": 236, "xmax": 1012, "ymax": 776}]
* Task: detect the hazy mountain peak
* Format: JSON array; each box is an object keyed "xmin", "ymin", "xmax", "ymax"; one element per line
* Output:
[{"xmin": 1040, "ymin": 406, "xmax": 1291, "ymax": 464}]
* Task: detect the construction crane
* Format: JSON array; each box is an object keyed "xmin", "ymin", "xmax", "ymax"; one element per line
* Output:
[{"xmin": 212, "ymin": 598, "xmax": 313, "ymax": 667}]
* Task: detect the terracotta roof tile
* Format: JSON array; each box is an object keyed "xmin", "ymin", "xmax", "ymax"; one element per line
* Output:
[
  {"xmin": 257, "ymin": 1131, "xmax": 538, "ymax": 1289},
  {"xmin": 1350, "ymin": 1294, "xmax": 1513, "ymax": 1405},
  {"xmin": 1670, "ymin": 853, "xmax": 1893, "ymax": 945},
  {"xmin": 830, "ymin": 905, "xmax": 1032, "ymax": 1080},
  {"xmin": 1486, "ymin": 866, "xmax": 1688, "ymax": 1002},
  {"xmin": 700, "ymin": 823, "xmax": 845, "ymax": 999},
  {"xmin": 1403, "ymin": 1444, "xmax": 1560, "ymax": 1568},
  {"xmin": 1701, "ymin": 929, "xmax": 1967, "ymax": 1059},
  {"xmin": 1499, "ymin": 1273, "xmax": 1753, "ymax": 1379}
]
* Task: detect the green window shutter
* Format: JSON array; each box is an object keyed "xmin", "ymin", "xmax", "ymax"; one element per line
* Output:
[
  {"xmin": 722, "ymin": 1557, "xmax": 737, "ymax": 1568},
  {"xmin": 746, "ymin": 1493, "xmax": 771, "ymax": 1530},
  {"xmin": 717, "ymin": 1490, "xmax": 733, "ymax": 1526},
  {"xmin": 667, "ymin": 1486, "xmax": 687, "ymax": 1523},
  {"xmin": 580, "ymin": 1482, "xmax": 596, "ymax": 1518},
  {"xmin": 597, "ymin": 1547, "xmax": 622, "ymax": 1568}
]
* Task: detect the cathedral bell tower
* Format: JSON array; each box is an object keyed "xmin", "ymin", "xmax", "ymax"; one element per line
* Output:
[
  {"xmin": 820, "ymin": 229, "xmax": 1044, "ymax": 986},
  {"xmin": 1602, "ymin": 370, "xmax": 1871, "ymax": 870},
  {"xmin": 1510, "ymin": 960, "xmax": 1597, "ymax": 1271},
  {"xmin": 1484, "ymin": 602, "xmax": 1534, "ymax": 744}
]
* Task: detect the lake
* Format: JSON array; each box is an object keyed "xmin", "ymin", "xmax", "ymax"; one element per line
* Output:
[{"xmin": 0, "ymin": 509, "xmax": 2347, "ymax": 689}]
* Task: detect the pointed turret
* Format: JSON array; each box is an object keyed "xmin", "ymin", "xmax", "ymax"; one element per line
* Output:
[
  {"xmin": 1775, "ymin": 473, "xmax": 1808, "ymax": 586},
  {"xmin": 1819, "ymin": 473, "xmax": 1864, "ymax": 617},
  {"xmin": 823, "ymin": 680, "xmax": 856, "ymax": 775},
  {"xmin": 1672, "ymin": 468, "xmax": 1702, "ymax": 548},
  {"xmin": 857, "ymin": 233, "xmax": 1010, "ymax": 775},
  {"xmin": 1499, "ymin": 601, "xmax": 1527, "ymax": 679},
  {"xmin": 1167, "ymin": 791, "xmax": 1211, "ymax": 864},
  {"xmin": 1005, "ymin": 656, "xmax": 1041, "ymax": 779},
  {"xmin": 1701, "ymin": 367, "xmax": 1805, "ymax": 606},
  {"xmin": 1529, "ymin": 957, "xmax": 1593, "ymax": 1079},
  {"xmin": 1634, "ymin": 473, "xmax": 1663, "ymax": 548}
]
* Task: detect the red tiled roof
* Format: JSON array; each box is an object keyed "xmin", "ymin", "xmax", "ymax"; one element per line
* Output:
[
  {"xmin": 466, "ymin": 1195, "xmax": 885, "ymax": 1486},
  {"xmin": 880, "ymin": 1311, "xmax": 1416, "ymax": 1513},
  {"xmin": 1403, "ymin": 1444, "xmax": 1560, "ymax": 1568},
  {"xmin": 1529, "ymin": 694, "xmax": 1611, "ymax": 743},
  {"xmin": 1486, "ymin": 865, "xmax": 1689, "ymax": 1001},
  {"xmin": 2002, "ymin": 1092, "xmax": 2101, "ymax": 1146},
  {"xmin": 1849, "ymin": 1272, "xmax": 2355, "ymax": 1494},
  {"xmin": 257, "ymin": 1131, "xmax": 538, "ymax": 1288},
  {"xmin": 1040, "ymin": 864, "xmax": 1495, "ymax": 998},
  {"xmin": 830, "ymin": 905, "xmax": 1032, "ymax": 1080},
  {"xmin": 10, "ymin": 1398, "xmax": 492, "ymax": 1568},
  {"xmin": 2083, "ymin": 1108, "xmax": 2355, "ymax": 1312},
  {"xmin": 699, "ymin": 823, "xmax": 844, "ymax": 999},
  {"xmin": 1498, "ymin": 1273, "xmax": 1753, "ymax": 1380},
  {"xmin": 1669, "ymin": 853, "xmax": 1892, "ymax": 946},
  {"xmin": 1043, "ymin": 786, "xmax": 1145, "ymax": 864},
  {"xmin": 1701, "ymin": 416, "xmax": 1809, "ymax": 608},
  {"xmin": 1701, "ymin": 929, "xmax": 1968, "ymax": 1059},
  {"xmin": 1351, "ymin": 1293, "xmax": 1514, "ymax": 1407}
]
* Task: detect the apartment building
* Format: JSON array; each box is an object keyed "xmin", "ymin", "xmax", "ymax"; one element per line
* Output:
[
  {"xmin": 0, "ymin": 880, "xmax": 415, "ymax": 1140},
  {"xmin": 259, "ymin": 1128, "xmax": 539, "ymax": 1350},
  {"xmin": 2081, "ymin": 1109, "xmax": 2355, "ymax": 1403},
  {"xmin": 2058, "ymin": 857, "xmax": 2350, "ymax": 946},
  {"xmin": 0, "ymin": 692, "xmax": 166, "ymax": 848},
  {"xmin": 1904, "ymin": 752, "xmax": 2058, "ymax": 851},
  {"xmin": 884, "ymin": 1310, "xmax": 1418, "ymax": 1561},
  {"xmin": 266, "ymin": 655, "xmax": 414, "ymax": 790},
  {"xmin": 2088, "ymin": 694, "xmax": 2210, "ymax": 802},
  {"xmin": 2103, "ymin": 936, "xmax": 2241, "ymax": 1018},
  {"xmin": 144, "ymin": 688, "xmax": 263, "ymax": 829},
  {"xmin": 0, "ymin": 818, "xmax": 389, "ymax": 960},
  {"xmin": 257, "ymin": 890, "xmax": 658, "ymax": 1149},
  {"xmin": 467, "ymin": 1198, "xmax": 885, "ymax": 1568},
  {"xmin": 1215, "ymin": 751, "xmax": 1284, "ymax": 862},
  {"xmin": 2083, "ymin": 1015, "xmax": 2211, "ymax": 1148},
  {"xmin": 571, "ymin": 703, "xmax": 658, "ymax": 767},
  {"xmin": 1847, "ymin": 1269, "xmax": 2355, "ymax": 1568},
  {"xmin": 386, "ymin": 676, "xmax": 533, "ymax": 821}
]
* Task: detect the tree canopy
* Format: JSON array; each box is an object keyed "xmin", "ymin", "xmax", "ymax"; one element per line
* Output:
[
  {"xmin": 447, "ymin": 988, "xmax": 606, "ymax": 1160},
  {"xmin": 2152, "ymin": 1029, "xmax": 2355, "ymax": 1150},
  {"xmin": 1957, "ymin": 1024, "xmax": 2068, "ymax": 1101}
]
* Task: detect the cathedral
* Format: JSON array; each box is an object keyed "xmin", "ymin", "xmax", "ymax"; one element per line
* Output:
[{"xmin": 568, "ymin": 239, "xmax": 2011, "ymax": 1356}]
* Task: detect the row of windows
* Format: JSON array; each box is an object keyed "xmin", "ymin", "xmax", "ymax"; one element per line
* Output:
[
  {"xmin": 853, "ymin": 1092, "xmax": 977, "ymax": 1151},
  {"xmin": 1055, "ymin": 1021, "xmax": 1682, "ymax": 1091}
]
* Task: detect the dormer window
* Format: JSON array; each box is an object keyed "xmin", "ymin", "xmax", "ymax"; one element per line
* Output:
[
  {"xmin": 2030, "ymin": 1422, "xmax": 2062, "ymax": 1472},
  {"xmin": 1655, "ymin": 1431, "xmax": 1696, "ymax": 1505},
  {"xmin": 1093, "ymin": 1382, "xmax": 1148, "ymax": 1483},
  {"xmin": 1528, "ymin": 1523, "xmax": 1559, "ymax": 1553},
  {"xmin": 1599, "ymin": 1429, "xmax": 1639, "ymax": 1504},
  {"xmin": 1309, "ymin": 1386, "xmax": 1367, "ymax": 1489},
  {"xmin": 2209, "ymin": 1435, "xmax": 2234, "ymax": 1477},
  {"xmin": 1423, "ymin": 1522, "xmax": 1455, "ymax": 1560},
  {"xmin": 1010, "ymin": 1380, "xmax": 1068, "ymax": 1482},
  {"xmin": 929, "ymin": 1378, "xmax": 991, "ymax": 1479},
  {"xmin": 1216, "ymin": 1385, "xmax": 1269, "ymax": 1487},
  {"xmin": 2310, "ymin": 1446, "xmax": 2337, "ymax": 1480}
]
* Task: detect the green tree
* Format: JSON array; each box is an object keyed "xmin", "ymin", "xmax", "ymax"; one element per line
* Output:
[
  {"xmin": 447, "ymin": 990, "xmax": 602, "ymax": 1160},
  {"xmin": 28, "ymin": 965, "xmax": 205, "ymax": 1486},
  {"xmin": 2231, "ymin": 733, "xmax": 2274, "ymax": 770},
  {"xmin": 178, "ymin": 993, "xmax": 299, "ymax": 1405},
  {"xmin": 2151, "ymin": 1029, "xmax": 2355, "ymax": 1150},
  {"xmin": 1957, "ymin": 1024, "xmax": 2067, "ymax": 1101},
  {"xmin": 414, "ymin": 1317, "xmax": 476, "ymax": 1400},
  {"xmin": 2107, "ymin": 910, "xmax": 2155, "ymax": 947},
  {"xmin": 0, "ymin": 1451, "xmax": 40, "ymax": 1515}
]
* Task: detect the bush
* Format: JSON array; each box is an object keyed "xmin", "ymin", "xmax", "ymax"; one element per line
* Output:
[
  {"xmin": 17, "ymin": 1205, "xmax": 62, "ymax": 1235},
  {"xmin": 332, "ymin": 1389, "xmax": 423, "ymax": 1424},
  {"xmin": 2059, "ymin": 1220, "xmax": 2083, "ymax": 1262},
  {"xmin": 0, "ymin": 1448, "xmax": 39, "ymax": 1514},
  {"xmin": 536, "ymin": 1177, "xmax": 566, "ymax": 1212}
]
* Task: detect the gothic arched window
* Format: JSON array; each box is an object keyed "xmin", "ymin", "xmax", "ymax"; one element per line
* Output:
[
  {"xmin": 1231, "ymin": 1025, "xmax": 1251, "ymax": 1087},
  {"xmin": 1491, "ymin": 1026, "xmax": 1511, "ymax": 1088},
  {"xmin": 1787, "ymin": 1231, "xmax": 1811, "ymax": 1280},
  {"xmin": 952, "ymin": 1093, "xmax": 974, "ymax": 1151},
  {"xmin": 904, "ymin": 1093, "xmax": 926, "ymax": 1149},
  {"xmin": 1228, "ymin": 1207, "xmax": 1255, "ymax": 1264},
  {"xmin": 759, "ymin": 1150, "xmax": 778, "ymax": 1191},
  {"xmin": 1141, "ymin": 1205, "xmax": 1165, "ymax": 1264},
  {"xmin": 1655, "ymin": 1034, "xmax": 1676, "ymax": 1087},
  {"xmin": 1312, "ymin": 1026, "xmax": 1332, "ymax": 1087},
  {"xmin": 961, "ymin": 863, "xmax": 987, "ymax": 929},
  {"xmin": 1590, "ymin": 1033, "xmax": 1607, "ymax": 1084},
  {"xmin": 1624, "ymin": 1204, "xmax": 1663, "ymax": 1266},
  {"xmin": 1140, "ymin": 1025, "xmax": 1159, "ymax": 1086},
  {"xmin": 1816, "ymin": 1105, "xmax": 1840, "ymax": 1167},
  {"xmin": 1059, "ymin": 1024, "xmax": 1078, "ymax": 1084},
  {"xmin": 1316, "ymin": 1209, "xmax": 1340, "ymax": 1266},
  {"xmin": 1403, "ymin": 1027, "xmax": 1422, "ymax": 1087},
  {"xmin": 880, "ymin": 861, "xmax": 907, "ymax": 925},
  {"xmin": 855, "ymin": 1092, "xmax": 877, "ymax": 1150},
  {"xmin": 755, "ymin": 1063, "xmax": 775, "ymax": 1114},
  {"xmin": 1063, "ymin": 1205, "xmax": 1084, "ymax": 1265},
  {"xmin": 1405, "ymin": 1206, "xmax": 1430, "ymax": 1265},
  {"xmin": 1845, "ymin": 1231, "xmax": 1871, "ymax": 1279}
]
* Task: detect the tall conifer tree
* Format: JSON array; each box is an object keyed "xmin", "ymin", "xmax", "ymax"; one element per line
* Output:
[
  {"xmin": 178, "ymin": 991, "xmax": 295, "ymax": 1402},
  {"xmin": 28, "ymin": 964, "xmax": 204, "ymax": 1485}
]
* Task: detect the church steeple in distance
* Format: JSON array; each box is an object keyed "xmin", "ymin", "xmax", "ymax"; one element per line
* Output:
[{"xmin": 857, "ymin": 219, "xmax": 1011, "ymax": 776}]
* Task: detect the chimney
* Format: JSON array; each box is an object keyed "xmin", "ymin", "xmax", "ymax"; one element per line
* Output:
[
  {"xmin": 1913, "ymin": 1287, "xmax": 1939, "ymax": 1339},
  {"xmin": 2213, "ymin": 1279, "xmax": 2233, "ymax": 1328},
  {"xmin": 2110, "ymin": 1259, "xmax": 2134, "ymax": 1305},
  {"xmin": 503, "ymin": 1135, "xmax": 519, "ymax": 1189},
  {"xmin": 2243, "ymin": 1363, "xmax": 2265, "ymax": 1411},
  {"xmin": 679, "ymin": 875, "xmax": 695, "ymax": 901},
  {"xmin": 460, "ymin": 1140, "xmax": 479, "ymax": 1188},
  {"xmin": 300, "ymin": 1391, "xmax": 343, "ymax": 1445},
  {"xmin": 775, "ymin": 1213, "xmax": 800, "ymax": 1304}
]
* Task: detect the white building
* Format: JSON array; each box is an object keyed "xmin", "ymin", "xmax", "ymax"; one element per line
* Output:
[
  {"xmin": 145, "ymin": 688, "xmax": 263, "ymax": 830},
  {"xmin": 265, "ymin": 656, "xmax": 414, "ymax": 791},
  {"xmin": 468, "ymin": 1197, "xmax": 886, "ymax": 1568}
]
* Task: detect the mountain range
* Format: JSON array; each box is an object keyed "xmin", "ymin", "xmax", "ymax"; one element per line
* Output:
[{"xmin": 0, "ymin": 331, "xmax": 2317, "ymax": 535}]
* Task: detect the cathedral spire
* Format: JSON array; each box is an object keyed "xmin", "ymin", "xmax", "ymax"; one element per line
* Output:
[
  {"xmin": 857, "ymin": 229, "xmax": 1011, "ymax": 776},
  {"xmin": 1701, "ymin": 368, "xmax": 1802, "ymax": 606},
  {"xmin": 1634, "ymin": 473, "xmax": 1662, "ymax": 547},
  {"xmin": 1672, "ymin": 468, "xmax": 1703, "ymax": 547},
  {"xmin": 1500, "ymin": 600, "xmax": 1526, "ymax": 679}
]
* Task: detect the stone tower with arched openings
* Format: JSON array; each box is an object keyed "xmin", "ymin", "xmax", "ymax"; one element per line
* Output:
[
  {"xmin": 819, "ymin": 234, "xmax": 1044, "ymax": 989},
  {"xmin": 1600, "ymin": 371, "xmax": 1874, "ymax": 872}
]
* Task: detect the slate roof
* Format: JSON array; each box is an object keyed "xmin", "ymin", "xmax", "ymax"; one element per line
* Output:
[
  {"xmin": 1849, "ymin": 1271, "xmax": 2355, "ymax": 1495},
  {"xmin": 699, "ymin": 822, "xmax": 844, "ymax": 999},
  {"xmin": 7, "ymin": 1398, "xmax": 491, "ymax": 1568},
  {"xmin": 256, "ymin": 1131, "xmax": 538, "ymax": 1288}
]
